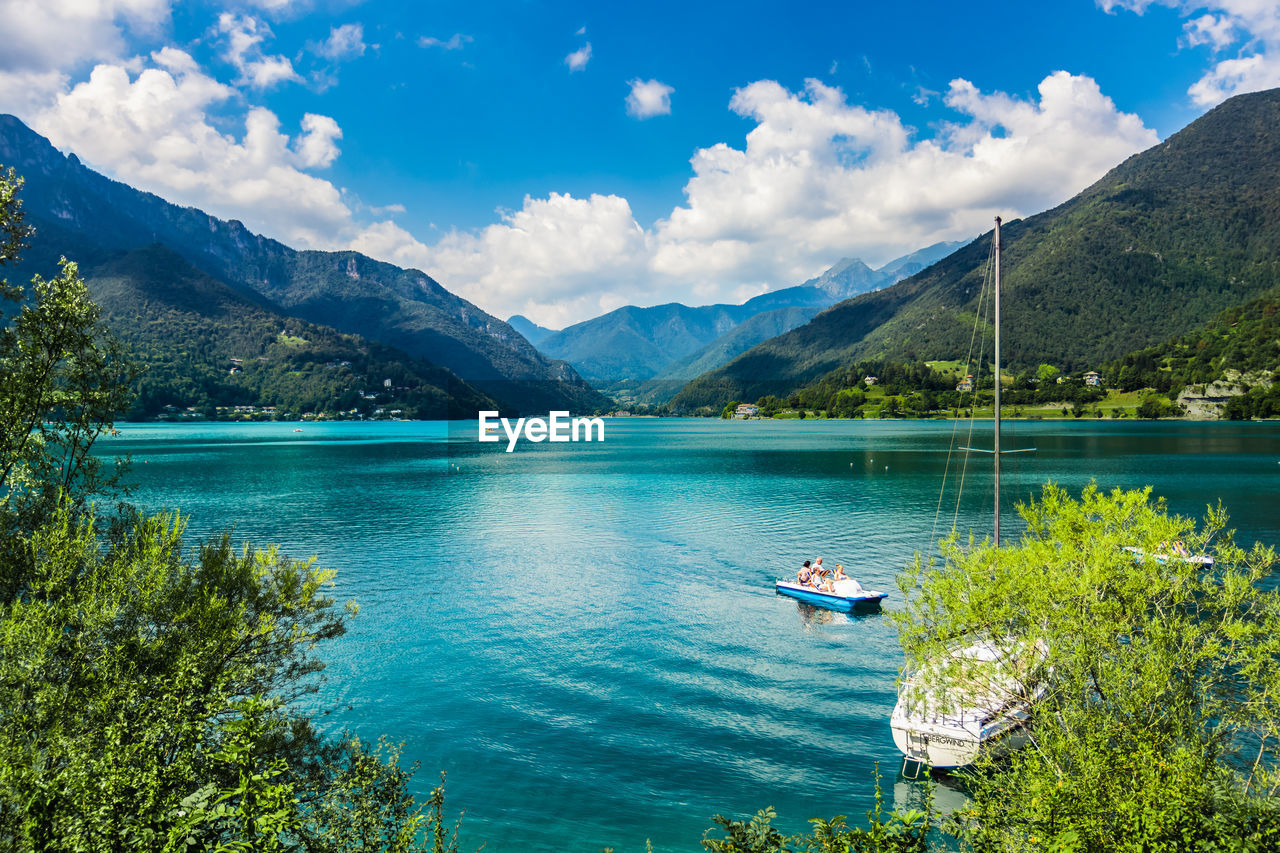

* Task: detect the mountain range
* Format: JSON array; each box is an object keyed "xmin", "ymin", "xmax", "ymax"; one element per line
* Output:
[
  {"xmin": 670, "ymin": 87, "xmax": 1280, "ymax": 411},
  {"xmin": 7, "ymin": 84, "xmax": 1280, "ymax": 421},
  {"xmin": 527, "ymin": 242, "xmax": 963, "ymax": 397},
  {"xmin": 0, "ymin": 114, "xmax": 606, "ymax": 417}
]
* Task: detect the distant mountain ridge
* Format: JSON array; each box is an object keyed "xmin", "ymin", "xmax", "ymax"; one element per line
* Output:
[
  {"xmin": 669, "ymin": 87, "xmax": 1280, "ymax": 411},
  {"xmin": 626, "ymin": 304, "xmax": 824, "ymax": 405},
  {"xmin": 0, "ymin": 114, "xmax": 606, "ymax": 415},
  {"xmin": 507, "ymin": 314, "xmax": 558, "ymax": 345},
  {"xmin": 534, "ymin": 241, "xmax": 963, "ymax": 390}
]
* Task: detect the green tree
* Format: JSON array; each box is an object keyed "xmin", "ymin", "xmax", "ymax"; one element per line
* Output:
[
  {"xmin": 0, "ymin": 166, "xmax": 30, "ymax": 267},
  {"xmin": 1136, "ymin": 394, "xmax": 1172, "ymax": 419},
  {"xmin": 722, "ymin": 400, "xmax": 742, "ymax": 419},
  {"xmin": 0, "ymin": 171, "xmax": 136, "ymax": 561},
  {"xmin": 0, "ymin": 505, "xmax": 460, "ymax": 850},
  {"xmin": 895, "ymin": 483, "xmax": 1280, "ymax": 852},
  {"xmin": 0, "ymin": 169, "xmax": 456, "ymax": 850}
]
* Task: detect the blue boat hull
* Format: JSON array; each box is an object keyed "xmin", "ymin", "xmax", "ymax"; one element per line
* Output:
[{"xmin": 775, "ymin": 580, "xmax": 887, "ymax": 612}]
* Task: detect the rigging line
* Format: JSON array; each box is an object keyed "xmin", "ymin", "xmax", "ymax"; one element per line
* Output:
[
  {"xmin": 954, "ymin": 238, "xmax": 995, "ymax": 536},
  {"xmin": 930, "ymin": 235, "xmax": 997, "ymax": 553},
  {"xmin": 1007, "ymin": 369, "xmax": 1028, "ymax": 522}
]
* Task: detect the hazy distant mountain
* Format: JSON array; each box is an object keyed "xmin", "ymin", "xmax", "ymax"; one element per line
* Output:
[
  {"xmin": 629, "ymin": 305, "xmax": 824, "ymax": 405},
  {"xmin": 507, "ymin": 314, "xmax": 558, "ymax": 345},
  {"xmin": 536, "ymin": 242, "xmax": 965, "ymax": 388},
  {"xmin": 0, "ymin": 114, "xmax": 606, "ymax": 415},
  {"xmin": 669, "ymin": 87, "xmax": 1280, "ymax": 411},
  {"xmin": 537, "ymin": 302, "xmax": 748, "ymax": 385}
]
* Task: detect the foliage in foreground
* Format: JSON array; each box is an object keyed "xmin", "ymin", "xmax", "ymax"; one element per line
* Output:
[
  {"xmin": 0, "ymin": 501, "xmax": 464, "ymax": 851},
  {"xmin": 896, "ymin": 483, "xmax": 1280, "ymax": 852},
  {"xmin": 702, "ymin": 777, "xmax": 933, "ymax": 853},
  {"xmin": 0, "ymin": 167, "xmax": 459, "ymax": 850},
  {"xmin": 0, "ymin": 166, "xmax": 136, "ymax": 570}
]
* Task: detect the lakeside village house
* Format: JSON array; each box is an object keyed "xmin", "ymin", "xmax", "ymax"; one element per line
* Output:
[
  {"xmin": 944, "ymin": 370, "xmax": 1106, "ymax": 393},
  {"xmin": 725, "ymin": 369, "xmax": 1105, "ymax": 421}
]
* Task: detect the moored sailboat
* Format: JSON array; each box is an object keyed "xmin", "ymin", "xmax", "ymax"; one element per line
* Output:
[{"xmin": 890, "ymin": 216, "xmax": 1045, "ymax": 772}]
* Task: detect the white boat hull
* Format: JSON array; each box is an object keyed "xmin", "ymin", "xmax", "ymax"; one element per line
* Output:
[
  {"xmin": 890, "ymin": 702, "xmax": 1032, "ymax": 769},
  {"xmin": 891, "ymin": 636, "xmax": 1046, "ymax": 770}
]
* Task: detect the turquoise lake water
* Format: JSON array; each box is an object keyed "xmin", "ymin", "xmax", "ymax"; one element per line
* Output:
[{"xmin": 98, "ymin": 419, "xmax": 1280, "ymax": 852}]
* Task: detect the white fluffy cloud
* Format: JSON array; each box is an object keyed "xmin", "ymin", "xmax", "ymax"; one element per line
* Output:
[
  {"xmin": 216, "ymin": 12, "xmax": 302, "ymax": 89},
  {"xmin": 294, "ymin": 113, "xmax": 343, "ymax": 168},
  {"xmin": 404, "ymin": 193, "xmax": 652, "ymax": 328},
  {"xmin": 626, "ymin": 78, "xmax": 674, "ymax": 118},
  {"xmin": 0, "ymin": 3, "xmax": 404, "ymax": 303},
  {"xmin": 316, "ymin": 23, "xmax": 366, "ymax": 61},
  {"xmin": 0, "ymin": 0, "xmax": 169, "ymax": 73},
  {"xmin": 30, "ymin": 52, "xmax": 355, "ymax": 249},
  {"xmin": 565, "ymin": 43, "xmax": 592, "ymax": 72},
  {"xmin": 403, "ymin": 73, "xmax": 1156, "ymax": 327},
  {"xmin": 645, "ymin": 73, "xmax": 1156, "ymax": 298},
  {"xmin": 0, "ymin": 69, "xmax": 70, "ymax": 118},
  {"xmin": 1101, "ymin": 0, "xmax": 1280, "ymax": 105},
  {"xmin": 399, "ymin": 71, "xmax": 1162, "ymax": 325}
]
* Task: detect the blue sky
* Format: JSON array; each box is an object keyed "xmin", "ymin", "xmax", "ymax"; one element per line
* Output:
[{"xmin": 2, "ymin": 1, "xmax": 1279, "ymax": 327}]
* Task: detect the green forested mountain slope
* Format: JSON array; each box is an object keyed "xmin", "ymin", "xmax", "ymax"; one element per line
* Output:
[
  {"xmin": 1107, "ymin": 285, "xmax": 1280, "ymax": 417},
  {"xmin": 671, "ymin": 87, "xmax": 1280, "ymax": 411},
  {"xmin": 88, "ymin": 245, "xmax": 497, "ymax": 419},
  {"xmin": 0, "ymin": 114, "xmax": 605, "ymax": 415}
]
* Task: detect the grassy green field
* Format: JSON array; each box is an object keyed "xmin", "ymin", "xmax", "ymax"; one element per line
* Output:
[{"xmin": 780, "ymin": 390, "xmax": 1157, "ymax": 420}]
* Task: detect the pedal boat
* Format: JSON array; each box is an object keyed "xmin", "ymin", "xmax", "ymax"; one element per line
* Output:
[{"xmin": 774, "ymin": 577, "xmax": 887, "ymax": 612}]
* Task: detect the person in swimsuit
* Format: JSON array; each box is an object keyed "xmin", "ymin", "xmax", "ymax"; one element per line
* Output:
[{"xmin": 797, "ymin": 560, "xmax": 813, "ymax": 585}]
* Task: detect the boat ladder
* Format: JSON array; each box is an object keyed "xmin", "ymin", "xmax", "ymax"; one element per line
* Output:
[{"xmin": 901, "ymin": 730, "xmax": 930, "ymax": 779}]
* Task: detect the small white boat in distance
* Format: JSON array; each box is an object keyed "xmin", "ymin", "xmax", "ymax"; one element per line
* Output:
[
  {"xmin": 774, "ymin": 578, "xmax": 888, "ymax": 612},
  {"xmin": 891, "ymin": 637, "xmax": 1048, "ymax": 770}
]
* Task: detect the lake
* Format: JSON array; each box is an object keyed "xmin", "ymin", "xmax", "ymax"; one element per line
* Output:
[{"xmin": 99, "ymin": 418, "xmax": 1280, "ymax": 852}]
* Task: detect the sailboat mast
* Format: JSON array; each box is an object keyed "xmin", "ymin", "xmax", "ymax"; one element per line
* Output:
[{"xmin": 993, "ymin": 216, "xmax": 1002, "ymax": 546}]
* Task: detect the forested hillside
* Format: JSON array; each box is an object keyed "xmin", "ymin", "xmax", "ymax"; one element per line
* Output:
[
  {"xmin": 0, "ymin": 114, "xmax": 606, "ymax": 415},
  {"xmin": 1107, "ymin": 285, "xmax": 1280, "ymax": 418},
  {"xmin": 671, "ymin": 87, "xmax": 1280, "ymax": 412},
  {"xmin": 90, "ymin": 246, "xmax": 497, "ymax": 419}
]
